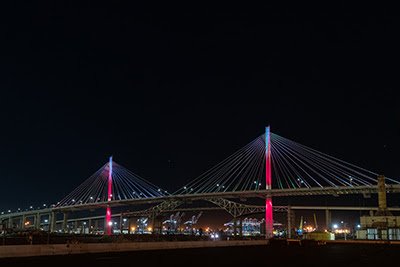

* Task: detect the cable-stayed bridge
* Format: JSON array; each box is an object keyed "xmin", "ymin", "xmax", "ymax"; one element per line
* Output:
[{"xmin": 1, "ymin": 127, "xmax": 400, "ymax": 238}]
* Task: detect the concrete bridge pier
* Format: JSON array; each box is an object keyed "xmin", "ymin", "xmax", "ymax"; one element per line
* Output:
[
  {"xmin": 94, "ymin": 219, "xmax": 99, "ymax": 232},
  {"xmin": 62, "ymin": 212, "xmax": 68, "ymax": 233},
  {"xmin": 22, "ymin": 215, "xmax": 26, "ymax": 229},
  {"xmin": 88, "ymin": 219, "xmax": 92, "ymax": 234},
  {"xmin": 35, "ymin": 213, "xmax": 41, "ymax": 230},
  {"xmin": 287, "ymin": 206, "xmax": 292, "ymax": 238},
  {"xmin": 7, "ymin": 217, "xmax": 12, "ymax": 229},
  {"xmin": 50, "ymin": 212, "xmax": 56, "ymax": 233},
  {"xmin": 325, "ymin": 209, "xmax": 331, "ymax": 230},
  {"xmin": 73, "ymin": 221, "xmax": 78, "ymax": 233}
]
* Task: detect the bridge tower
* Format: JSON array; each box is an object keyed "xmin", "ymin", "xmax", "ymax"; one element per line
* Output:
[
  {"xmin": 265, "ymin": 126, "xmax": 273, "ymax": 238},
  {"xmin": 105, "ymin": 156, "xmax": 113, "ymax": 235}
]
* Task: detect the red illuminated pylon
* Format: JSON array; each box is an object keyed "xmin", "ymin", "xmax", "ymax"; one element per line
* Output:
[
  {"xmin": 105, "ymin": 156, "xmax": 113, "ymax": 235},
  {"xmin": 265, "ymin": 126, "xmax": 273, "ymax": 238}
]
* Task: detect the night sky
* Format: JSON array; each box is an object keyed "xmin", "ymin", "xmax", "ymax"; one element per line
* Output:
[{"xmin": 1, "ymin": 2, "xmax": 399, "ymax": 212}]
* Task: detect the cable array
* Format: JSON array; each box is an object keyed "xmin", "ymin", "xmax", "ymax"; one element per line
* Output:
[
  {"xmin": 56, "ymin": 161, "xmax": 167, "ymax": 207},
  {"xmin": 174, "ymin": 135, "xmax": 266, "ymax": 194},
  {"xmin": 175, "ymin": 132, "xmax": 399, "ymax": 194},
  {"xmin": 271, "ymin": 133, "xmax": 399, "ymax": 188}
]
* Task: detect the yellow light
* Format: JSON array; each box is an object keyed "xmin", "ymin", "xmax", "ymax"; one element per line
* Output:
[
  {"xmin": 24, "ymin": 221, "xmax": 30, "ymax": 226},
  {"xmin": 131, "ymin": 227, "xmax": 136, "ymax": 232},
  {"xmin": 147, "ymin": 227, "xmax": 152, "ymax": 232}
]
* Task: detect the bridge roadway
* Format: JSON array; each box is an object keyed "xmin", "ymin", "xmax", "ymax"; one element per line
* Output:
[{"xmin": 1, "ymin": 184, "xmax": 400, "ymax": 221}]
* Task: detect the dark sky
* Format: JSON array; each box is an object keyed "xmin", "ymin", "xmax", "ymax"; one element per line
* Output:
[{"xmin": 1, "ymin": 2, "xmax": 399, "ymax": 211}]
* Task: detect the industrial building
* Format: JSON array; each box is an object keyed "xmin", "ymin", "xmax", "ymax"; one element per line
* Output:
[{"xmin": 356, "ymin": 175, "xmax": 400, "ymax": 240}]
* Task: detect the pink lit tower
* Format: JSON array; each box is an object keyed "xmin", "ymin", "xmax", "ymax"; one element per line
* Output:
[
  {"xmin": 105, "ymin": 156, "xmax": 113, "ymax": 235},
  {"xmin": 265, "ymin": 126, "xmax": 273, "ymax": 238}
]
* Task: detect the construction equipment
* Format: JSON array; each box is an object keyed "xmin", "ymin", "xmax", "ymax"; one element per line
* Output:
[
  {"xmin": 184, "ymin": 212, "xmax": 202, "ymax": 234},
  {"xmin": 163, "ymin": 212, "xmax": 185, "ymax": 233}
]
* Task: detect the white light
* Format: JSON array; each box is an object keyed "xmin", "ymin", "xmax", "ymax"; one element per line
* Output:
[
  {"xmin": 30, "ymin": 206, "xmax": 33, "ymax": 209},
  {"xmin": 341, "ymin": 221, "xmax": 344, "ymax": 224},
  {"xmin": 333, "ymin": 224, "xmax": 338, "ymax": 229},
  {"xmin": 211, "ymin": 234, "xmax": 215, "ymax": 238},
  {"xmin": 83, "ymin": 222, "xmax": 86, "ymax": 225},
  {"xmin": 215, "ymin": 234, "xmax": 219, "ymax": 238},
  {"xmin": 108, "ymin": 222, "xmax": 113, "ymax": 226},
  {"xmin": 123, "ymin": 218, "xmax": 127, "ymax": 222},
  {"xmin": 357, "ymin": 224, "xmax": 361, "ymax": 228},
  {"xmin": 114, "ymin": 222, "xmax": 117, "ymax": 225}
]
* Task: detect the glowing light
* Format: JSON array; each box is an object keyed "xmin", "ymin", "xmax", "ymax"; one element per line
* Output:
[
  {"xmin": 131, "ymin": 227, "xmax": 136, "ymax": 232},
  {"xmin": 147, "ymin": 227, "xmax": 152, "ymax": 232},
  {"xmin": 334, "ymin": 229, "xmax": 350, "ymax": 234},
  {"xmin": 333, "ymin": 224, "xmax": 338, "ymax": 229},
  {"xmin": 108, "ymin": 221, "xmax": 113, "ymax": 226}
]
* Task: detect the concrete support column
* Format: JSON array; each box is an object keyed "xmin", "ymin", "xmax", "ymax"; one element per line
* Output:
[
  {"xmin": 62, "ymin": 213, "xmax": 68, "ymax": 233},
  {"xmin": 8, "ymin": 217, "xmax": 12, "ymax": 229},
  {"xmin": 35, "ymin": 213, "xmax": 41, "ymax": 229},
  {"xmin": 325, "ymin": 209, "xmax": 331, "ymax": 230},
  {"xmin": 50, "ymin": 212, "xmax": 56, "ymax": 233},
  {"xmin": 94, "ymin": 219, "xmax": 99, "ymax": 232},
  {"xmin": 126, "ymin": 218, "xmax": 130, "ymax": 234},
  {"xmin": 74, "ymin": 221, "xmax": 78, "ymax": 232},
  {"xmin": 22, "ymin": 215, "xmax": 26, "ymax": 229},
  {"xmin": 88, "ymin": 219, "xmax": 92, "ymax": 234}
]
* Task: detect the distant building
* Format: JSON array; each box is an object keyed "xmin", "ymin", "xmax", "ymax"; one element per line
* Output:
[
  {"xmin": 356, "ymin": 175, "xmax": 400, "ymax": 240},
  {"xmin": 224, "ymin": 218, "xmax": 263, "ymax": 236},
  {"xmin": 356, "ymin": 215, "xmax": 400, "ymax": 240}
]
